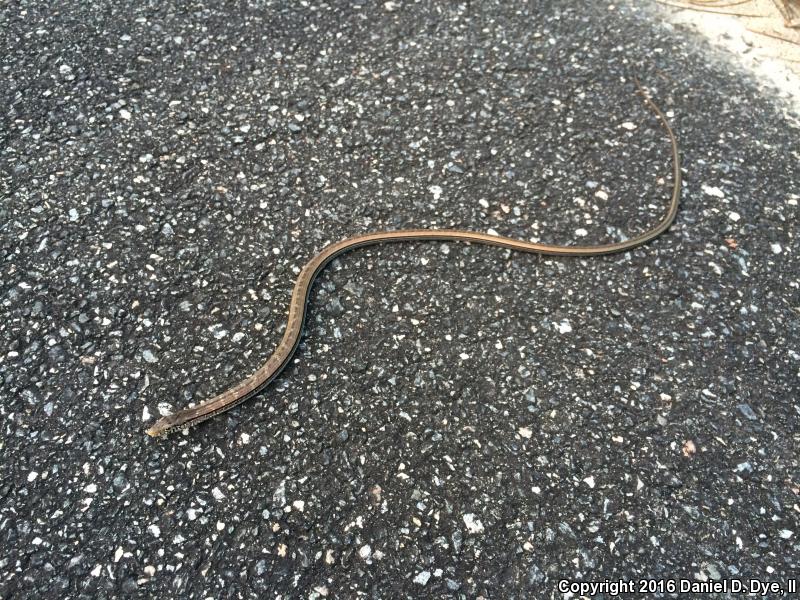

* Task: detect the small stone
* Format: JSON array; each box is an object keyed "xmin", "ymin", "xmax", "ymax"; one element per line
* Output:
[
  {"xmin": 737, "ymin": 403, "xmax": 758, "ymax": 420},
  {"xmin": 770, "ymin": 243, "xmax": 782, "ymax": 254},
  {"xmin": 369, "ymin": 484, "xmax": 382, "ymax": 503},
  {"xmin": 273, "ymin": 480, "xmax": 286, "ymax": 506},
  {"xmin": 359, "ymin": 545, "xmax": 372, "ymax": 560},
  {"xmin": 682, "ymin": 440, "xmax": 696, "ymax": 457},
  {"xmin": 556, "ymin": 320, "xmax": 572, "ymax": 334},
  {"xmin": 142, "ymin": 349, "xmax": 158, "ymax": 363},
  {"xmin": 326, "ymin": 297, "xmax": 344, "ymax": 316},
  {"xmin": 528, "ymin": 563, "xmax": 545, "ymax": 584},
  {"xmin": 463, "ymin": 513, "xmax": 484, "ymax": 534},
  {"xmin": 210, "ymin": 325, "xmax": 228, "ymax": 339},
  {"xmin": 451, "ymin": 530, "xmax": 462, "ymax": 552},
  {"xmin": 728, "ymin": 211, "xmax": 741, "ymax": 222},
  {"xmin": 702, "ymin": 185, "xmax": 725, "ymax": 198},
  {"xmin": 413, "ymin": 570, "xmax": 431, "ymax": 586},
  {"xmin": 703, "ymin": 562, "xmax": 723, "ymax": 580},
  {"xmin": 518, "ymin": 427, "xmax": 533, "ymax": 439}
]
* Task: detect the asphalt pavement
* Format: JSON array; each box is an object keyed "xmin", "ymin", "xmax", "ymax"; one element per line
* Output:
[{"xmin": 2, "ymin": 1, "xmax": 798, "ymax": 598}]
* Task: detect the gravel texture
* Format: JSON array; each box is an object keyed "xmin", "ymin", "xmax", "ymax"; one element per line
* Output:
[{"xmin": 2, "ymin": 1, "xmax": 799, "ymax": 598}]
